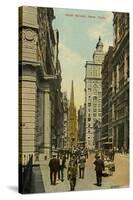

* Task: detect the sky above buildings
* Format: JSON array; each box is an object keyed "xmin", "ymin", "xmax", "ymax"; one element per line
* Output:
[{"xmin": 53, "ymin": 8, "xmax": 113, "ymax": 110}]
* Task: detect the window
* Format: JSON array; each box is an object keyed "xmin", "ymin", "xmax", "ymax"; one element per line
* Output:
[
  {"xmin": 93, "ymin": 104, "xmax": 97, "ymax": 108},
  {"xmin": 93, "ymin": 113, "xmax": 97, "ymax": 117},
  {"xmin": 93, "ymin": 89, "xmax": 97, "ymax": 95},
  {"xmin": 98, "ymin": 92, "xmax": 102, "ymax": 97}
]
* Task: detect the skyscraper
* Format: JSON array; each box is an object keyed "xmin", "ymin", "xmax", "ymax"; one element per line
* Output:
[
  {"xmin": 84, "ymin": 36, "xmax": 105, "ymax": 150},
  {"xmin": 112, "ymin": 13, "xmax": 129, "ymax": 152}
]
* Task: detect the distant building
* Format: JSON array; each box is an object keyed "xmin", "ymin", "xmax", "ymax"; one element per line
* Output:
[
  {"xmin": 68, "ymin": 81, "xmax": 78, "ymax": 147},
  {"xmin": 62, "ymin": 92, "xmax": 69, "ymax": 148},
  {"xmin": 78, "ymin": 106, "xmax": 85, "ymax": 144},
  {"xmin": 112, "ymin": 12, "xmax": 129, "ymax": 152},
  {"xmin": 101, "ymin": 46, "xmax": 113, "ymax": 149},
  {"xmin": 94, "ymin": 120, "xmax": 102, "ymax": 150},
  {"xmin": 84, "ymin": 36, "xmax": 105, "ymax": 150}
]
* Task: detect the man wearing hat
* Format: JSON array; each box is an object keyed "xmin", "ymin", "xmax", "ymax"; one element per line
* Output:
[
  {"xmin": 49, "ymin": 153, "xmax": 59, "ymax": 185},
  {"xmin": 93, "ymin": 155, "xmax": 105, "ymax": 186},
  {"xmin": 78, "ymin": 154, "xmax": 86, "ymax": 178}
]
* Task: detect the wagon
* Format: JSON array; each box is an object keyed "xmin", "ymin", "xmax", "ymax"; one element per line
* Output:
[{"xmin": 103, "ymin": 160, "xmax": 115, "ymax": 176}]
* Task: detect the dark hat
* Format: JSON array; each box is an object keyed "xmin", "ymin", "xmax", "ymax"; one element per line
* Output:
[{"xmin": 97, "ymin": 155, "xmax": 100, "ymax": 158}]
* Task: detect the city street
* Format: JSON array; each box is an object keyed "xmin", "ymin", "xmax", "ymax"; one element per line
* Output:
[
  {"xmin": 39, "ymin": 153, "xmax": 129, "ymax": 193},
  {"xmin": 18, "ymin": 8, "xmax": 129, "ymax": 194}
]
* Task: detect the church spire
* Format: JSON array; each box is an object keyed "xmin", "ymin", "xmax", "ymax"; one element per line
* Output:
[
  {"xmin": 70, "ymin": 80, "xmax": 74, "ymax": 107},
  {"xmin": 68, "ymin": 80, "xmax": 78, "ymax": 147}
]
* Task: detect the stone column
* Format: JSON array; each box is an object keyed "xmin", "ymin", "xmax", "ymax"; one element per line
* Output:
[
  {"xmin": 112, "ymin": 71, "xmax": 114, "ymax": 94},
  {"xmin": 124, "ymin": 51, "xmax": 128, "ymax": 82},
  {"xmin": 124, "ymin": 120, "xmax": 128, "ymax": 152},
  {"xmin": 115, "ymin": 126, "xmax": 119, "ymax": 149},
  {"xmin": 43, "ymin": 87, "xmax": 51, "ymax": 160},
  {"xmin": 116, "ymin": 64, "xmax": 119, "ymax": 92}
]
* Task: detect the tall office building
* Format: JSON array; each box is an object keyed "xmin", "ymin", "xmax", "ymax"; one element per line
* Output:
[
  {"xmin": 84, "ymin": 36, "xmax": 105, "ymax": 150},
  {"xmin": 78, "ymin": 105, "xmax": 85, "ymax": 144},
  {"xmin": 62, "ymin": 92, "xmax": 69, "ymax": 148},
  {"xmin": 112, "ymin": 13, "xmax": 129, "ymax": 152},
  {"xmin": 101, "ymin": 46, "xmax": 113, "ymax": 149}
]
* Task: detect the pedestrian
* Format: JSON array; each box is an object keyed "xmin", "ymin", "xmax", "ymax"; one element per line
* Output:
[
  {"xmin": 71, "ymin": 154, "xmax": 78, "ymax": 167},
  {"xmin": 95, "ymin": 151, "xmax": 99, "ymax": 159},
  {"xmin": 78, "ymin": 154, "xmax": 86, "ymax": 178},
  {"xmin": 48, "ymin": 153, "xmax": 59, "ymax": 185},
  {"xmin": 93, "ymin": 155, "xmax": 105, "ymax": 186},
  {"xmin": 83, "ymin": 147, "xmax": 88, "ymax": 159},
  {"xmin": 60, "ymin": 155, "xmax": 66, "ymax": 181},
  {"xmin": 57, "ymin": 154, "xmax": 61, "ymax": 181},
  {"xmin": 67, "ymin": 161, "xmax": 77, "ymax": 191}
]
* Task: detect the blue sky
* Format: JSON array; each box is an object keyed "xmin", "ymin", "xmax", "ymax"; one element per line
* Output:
[{"xmin": 53, "ymin": 8, "xmax": 113, "ymax": 110}]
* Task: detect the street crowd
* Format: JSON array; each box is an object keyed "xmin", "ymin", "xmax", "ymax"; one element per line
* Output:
[{"xmin": 48, "ymin": 146, "xmax": 116, "ymax": 191}]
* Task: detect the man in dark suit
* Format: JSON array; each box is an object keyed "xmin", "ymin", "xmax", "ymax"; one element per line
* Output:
[
  {"xmin": 93, "ymin": 155, "xmax": 104, "ymax": 186},
  {"xmin": 78, "ymin": 154, "xmax": 86, "ymax": 178},
  {"xmin": 60, "ymin": 155, "xmax": 66, "ymax": 181},
  {"xmin": 49, "ymin": 154, "xmax": 59, "ymax": 185}
]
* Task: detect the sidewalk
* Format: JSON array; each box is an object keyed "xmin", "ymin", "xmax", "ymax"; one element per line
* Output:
[
  {"xmin": 30, "ymin": 165, "xmax": 45, "ymax": 193},
  {"xmin": 39, "ymin": 159, "xmax": 70, "ymax": 193},
  {"xmin": 115, "ymin": 153, "xmax": 129, "ymax": 158},
  {"xmin": 107, "ymin": 153, "xmax": 129, "ymax": 187}
]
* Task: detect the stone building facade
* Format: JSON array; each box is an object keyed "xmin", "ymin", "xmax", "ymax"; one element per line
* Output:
[
  {"xmin": 19, "ymin": 6, "xmax": 63, "ymax": 165},
  {"xmin": 62, "ymin": 92, "xmax": 69, "ymax": 148},
  {"xmin": 112, "ymin": 12, "xmax": 129, "ymax": 152},
  {"xmin": 94, "ymin": 120, "xmax": 102, "ymax": 150},
  {"xmin": 78, "ymin": 106, "xmax": 85, "ymax": 144},
  {"xmin": 101, "ymin": 46, "xmax": 113, "ymax": 149},
  {"xmin": 84, "ymin": 37, "xmax": 105, "ymax": 150}
]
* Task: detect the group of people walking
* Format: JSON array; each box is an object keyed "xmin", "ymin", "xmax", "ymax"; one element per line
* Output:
[
  {"xmin": 48, "ymin": 146, "xmax": 88, "ymax": 191},
  {"xmin": 48, "ymin": 147, "xmax": 115, "ymax": 191}
]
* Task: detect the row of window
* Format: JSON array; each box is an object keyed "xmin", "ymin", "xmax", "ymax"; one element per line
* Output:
[{"xmin": 88, "ymin": 103, "xmax": 101, "ymax": 107}]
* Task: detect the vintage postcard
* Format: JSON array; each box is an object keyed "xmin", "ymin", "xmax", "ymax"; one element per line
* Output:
[{"xmin": 19, "ymin": 6, "xmax": 129, "ymax": 193}]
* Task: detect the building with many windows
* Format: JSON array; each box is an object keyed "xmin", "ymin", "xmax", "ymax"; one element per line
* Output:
[
  {"xmin": 62, "ymin": 92, "xmax": 69, "ymax": 148},
  {"xmin": 112, "ymin": 12, "xmax": 129, "ymax": 152},
  {"xmin": 84, "ymin": 37, "xmax": 105, "ymax": 150},
  {"xmin": 78, "ymin": 105, "xmax": 85, "ymax": 145},
  {"xmin": 101, "ymin": 46, "xmax": 113, "ymax": 149},
  {"xmin": 94, "ymin": 120, "xmax": 102, "ymax": 150}
]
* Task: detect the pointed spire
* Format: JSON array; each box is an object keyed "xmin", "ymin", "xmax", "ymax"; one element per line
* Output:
[
  {"xmin": 96, "ymin": 35, "xmax": 103, "ymax": 49},
  {"xmin": 70, "ymin": 80, "xmax": 74, "ymax": 107},
  {"xmin": 99, "ymin": 35, "xmax": 101, "ymax": 42}
]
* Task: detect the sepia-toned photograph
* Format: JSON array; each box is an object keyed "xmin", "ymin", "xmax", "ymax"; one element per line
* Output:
[{"xmin": 19, "ymin": 6, "xmax": 129, "ymax": 194}]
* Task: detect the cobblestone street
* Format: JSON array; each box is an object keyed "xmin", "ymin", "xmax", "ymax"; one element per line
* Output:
[{"xmin": 39, "ymin": 153, "xmax": 129, "ymax": 193}]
